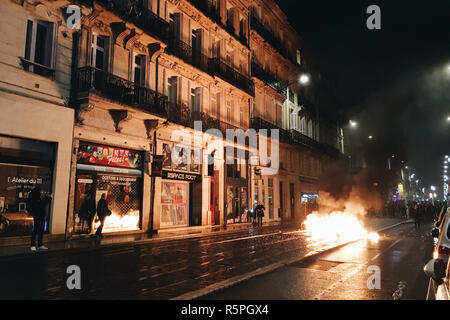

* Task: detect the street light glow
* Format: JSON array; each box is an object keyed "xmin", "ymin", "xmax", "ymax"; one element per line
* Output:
[
  {"xmin": 349, "ymin": 120, "xmax": 357, "ymax": 127},
  {"xmin": 299, "ymin": 74, "xmax": 310, "ymax": 84}
]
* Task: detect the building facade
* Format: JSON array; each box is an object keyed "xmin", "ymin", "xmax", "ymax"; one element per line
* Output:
[
  {"xmin": 0, "ymin": 0, "xmax": 345, "ymax": 243},
  {"xmin": 0, "ymin": 0, "xmax": 75, "ymax": 244}
]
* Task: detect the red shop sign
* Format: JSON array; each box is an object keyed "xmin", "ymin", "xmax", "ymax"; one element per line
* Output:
[{"xmin": 77, "ymin": 143, "xmax": 142, "ymax": 169}]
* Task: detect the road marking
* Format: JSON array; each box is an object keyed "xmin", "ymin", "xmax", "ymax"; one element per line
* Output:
[{"xmin": 371, "ymin": 239, "xmax": 401, "ymax": 261}]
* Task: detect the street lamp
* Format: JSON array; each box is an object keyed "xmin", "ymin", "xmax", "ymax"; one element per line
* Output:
[
  {"xmin": 349, "ymin": 120, "xmax": 357, "ymax": 128},
  {"xmin": 299, "ymin": 74, "xmax": 310, "ymax": 84}
]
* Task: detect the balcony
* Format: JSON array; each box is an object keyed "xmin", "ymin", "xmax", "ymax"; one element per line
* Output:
[
  {"xmin": 291, "ymin": 129, "xmax": 340, "ymax": 156},
  {"xmin": 208, "ymin": 58, "xmax": 254, "ymax": 96},
  {"xmin": 76, "ymin": 66, "xmax": 168, "ymax": 116},
  {"xmin": 251, "ymin": 117, "xmax": 291, "ymax": 143},
  {"xmin": 166, "ymin": 39, "xmax": 210, "ymax": 74},
  {"xmin": 251, "ymin": 60, "xmax": 287, "ymax": 96},
  {"xmin": 250, "ymin": 11, "xmax": 289, "ymax": 58},
  {"xmin": 81, "ymin": 0, "xmax": 170, "ymax": 43},
  {"xmin": 186, "ymin": 0, "xmax": 248, "ymax": 47}
]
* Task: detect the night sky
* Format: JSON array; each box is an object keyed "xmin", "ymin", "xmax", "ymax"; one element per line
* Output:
[{"xmin": 276, "ymin": 0, "xmax": 450, "ymax": 192}]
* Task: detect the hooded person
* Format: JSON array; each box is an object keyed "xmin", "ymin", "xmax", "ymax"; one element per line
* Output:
[{"xmin": 29, "ymin": 186, "xmax": 52, "ymax": 251}]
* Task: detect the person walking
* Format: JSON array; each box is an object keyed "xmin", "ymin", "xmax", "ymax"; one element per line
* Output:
[
  {"xmin": 93, "ymin": 193, "xmax": 111, "ymax": 239},
  {"xmin": 29, "ymin": 186, "xmax": 52, "ymax": 251},
  {"xmin": 255, "ymin": 203, "xmax": 265, "ymax": 227},
  {"xmin": 79, "ymin": 192, "xmax": 96, "ymax": 234}
]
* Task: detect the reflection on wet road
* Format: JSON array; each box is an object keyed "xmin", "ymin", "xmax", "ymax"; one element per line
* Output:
[
  {"xmin": 205, "ymin": 222, "xmax": 434, "ymax": 300},
  {"xmin": 0, "ymin": 221, "xmax": 427, "ymax": 300}
]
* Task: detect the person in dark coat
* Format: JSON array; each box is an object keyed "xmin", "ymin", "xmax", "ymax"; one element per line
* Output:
[
  {"xmin": 29, "ymin": 186, "xmax": 52, "ymax": 251},
  {"xmin": 79, "ymin": 193, "xmax": 96, "ymax": 233},
  {"xmin": 94, "ymin": 193, "xmax": 110, "ymax": 238},
  {"xmin": 255, "ymin": 203, "xmax": 265, "ymax": 227}
]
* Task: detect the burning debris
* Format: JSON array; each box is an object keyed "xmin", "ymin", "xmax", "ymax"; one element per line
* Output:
[{"xmin": 303, "ymin": 188, "xmax": 382, "ymax": 243}]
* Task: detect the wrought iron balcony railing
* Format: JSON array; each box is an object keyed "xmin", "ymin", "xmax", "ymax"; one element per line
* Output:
[
  {"xmin": 186, "ymin": 0, "xmax": 248, "ymax": 47},
  {"xmin": 250, "ymin": 11, "xmax": 289, "ymax": 58},
  {"xmin": 209, "ymin": 58, "xmax": 254, "ymax": 96},
  {"xmin": 251, "ymin": 60, "xmax": 287, "ymax": 96},
  {"xmin": 291, "ymin": 129, "xmax": 340, "ymax": 156},
  {"xmin": 81, "ymin": 0, "xmax": 170, "ymax": 43},
  {"xmin": 76, "ymin": 66, "xmax": 168, "ymax": 116},
  {"xmin": 166, "ymin": 39, "xmax": 210, "ymax": 74},
  {"xmin": 251, "ymin": 117, "xmax": 291, "ymax": 143}
]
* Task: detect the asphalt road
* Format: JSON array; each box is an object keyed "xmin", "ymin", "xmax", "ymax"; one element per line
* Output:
[{"xmin": 204, "ymin": 222, "xmax": 435, "ymax": 300}]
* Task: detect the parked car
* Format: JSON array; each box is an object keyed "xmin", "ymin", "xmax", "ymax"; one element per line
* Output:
[
  {"xmin": 424, "ymin": 206, "xmax": 450, "ymax": 299},
  {"xmin": 424, "ymin": 258, "xmax": 450, "ymax": 300},
  {"xmin": 431, "ymin": 207, "xmax": 450, "ymax": 262}
]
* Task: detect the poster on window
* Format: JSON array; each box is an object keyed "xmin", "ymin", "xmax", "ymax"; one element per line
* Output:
[
  {"xmin": 190, "ymin": 148, "xmax": 201, "ymax": 173},
  {"xmin": 172, "ymin": 145, "xmax": 188, "ymax": 171},
  {"xmin": 160, "ymin": 181, "xmax": 188, "ymax": 228},
  {"xmin": 162, "ymin": 143, "xmax": 172, "ymax": 170}
]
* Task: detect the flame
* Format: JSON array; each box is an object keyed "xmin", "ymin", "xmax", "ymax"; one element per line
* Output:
[
  {"xmin": 303, "ymin": 190, "xmax": 380, "ymax": 244},
  {"xmin": 94, "ymin": 209, "xmax": 140, "ymax": 232},
  {"xmin": 304, "ymin": 211, "xmax": 368, "ymax": 243}
]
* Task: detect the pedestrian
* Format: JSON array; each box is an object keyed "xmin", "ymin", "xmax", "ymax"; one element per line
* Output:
[
  {"xmin": 79, "ymin": 192, "xmax": 96, "ymax": 233},
  {"xmin": 93, "ymin": 193, "xmax": 111, "ymax": 239},
  {"xmin": 255, "ymin": 202, "xmax": 265, "ymax": 227},
  {"xmin": 29, "ymin": 186, "xmax": 52, "ymax": 251},
  {"xmin": 413, "ymin": 203, "xmax": 421, "ymax": 229}
]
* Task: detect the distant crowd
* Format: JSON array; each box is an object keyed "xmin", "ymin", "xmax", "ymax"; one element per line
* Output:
[{"xmin": 371, "ymin": 200, "xmax": 448, "ymax": 225}]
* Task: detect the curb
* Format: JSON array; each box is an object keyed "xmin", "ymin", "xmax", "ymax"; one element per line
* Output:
[{"xmin": 171, "ymin": 219, "xmax": 412, "ymax": 300}]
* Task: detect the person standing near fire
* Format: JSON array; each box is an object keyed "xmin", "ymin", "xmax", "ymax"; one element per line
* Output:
[
  {"xmin": 93, "ymin": 193, "xmax": 111, "ymax": 239},
  {"xmin": 255, "ymin": 202, "xmax": 265, "ymax": 227},
  {"xmin": 29, "ymin": 186, "xmax": 52, "ymax": 251}
]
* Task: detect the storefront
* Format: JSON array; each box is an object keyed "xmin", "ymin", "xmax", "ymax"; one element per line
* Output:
[
  {"xmin": 0, "ymin": 135, "xmax": 55, "ymax": 237},
  {"xmin": 225, "ymin": 147, "xmax": 249, "ymax": 224},
  {"xmin": 301, "ymin": 192, "xmax": 318, "ymax": 217},
  {"xmin": 73, "ymin": 142, "xmax": 143, "ymax": 235},
  {"xmin": 157, "ymin": 141, "xmax": 202, "ymax": 228}
]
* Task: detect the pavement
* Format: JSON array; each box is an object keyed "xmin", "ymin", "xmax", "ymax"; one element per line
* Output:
[{"xmin": 0, "ymin": 216, "xmax": 411, "ymax": 299}]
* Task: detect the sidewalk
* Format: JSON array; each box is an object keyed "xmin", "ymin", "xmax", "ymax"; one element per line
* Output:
[{"xmin": 0, "ymin": 220, "xmax": 286, "ymax": 258}]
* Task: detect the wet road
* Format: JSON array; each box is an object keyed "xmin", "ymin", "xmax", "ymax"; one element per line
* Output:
[
  {"xmin": 0, "ymin": 219, "xmax": 420, "ymax": 299},
  {"xmin": 205, "ymin": 222, "xmax": 434, "ymax": 300},
  {"xmin": 0, "ymin": 224, "xmax": 325, "ymax": 299}
]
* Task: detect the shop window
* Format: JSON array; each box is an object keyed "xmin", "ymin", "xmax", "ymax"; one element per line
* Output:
[
  {"xmin": 161, "ymin": 181, "xmax": 189, "ymax": 227},
  {"xmin": 0, "ymin": 136, "xmax": 55, "ymax": 237},
  {"xmin": 23, "ymin": 19, "xmax": 55, "ymax": 78}
]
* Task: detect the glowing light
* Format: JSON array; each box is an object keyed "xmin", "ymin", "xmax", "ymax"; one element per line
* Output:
[
  {"xmin": 367, "ymin": 232, "xmax": 380, "ymax": 243},
  {"xmin": 94, "ymin": 210, "xmax": 140, "ymax": 232},
  {"xmin": 304, "ymin": 211, "xmax": 368, "ymax": 243},
  {"xmin": 433, "ymin": 250, "xmax": 439, "ymax": 259},
  {"xmin": 299, "ymin": 74, "xmax": 310, "ymax": 84}
]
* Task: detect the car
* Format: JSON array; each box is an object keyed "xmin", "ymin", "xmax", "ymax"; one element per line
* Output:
[
  {"xmin": 431, "ymin": 207, "xmax": 450, "ymax": 262},
  {"xmin": 424, "ymin": 206, "xmax": 450, "ymax": 300},
  {"xmin": 424, "ymin": 258, "xmax": 450, "ymax": 300}
]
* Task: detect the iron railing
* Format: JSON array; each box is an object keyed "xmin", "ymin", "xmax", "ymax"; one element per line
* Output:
[
  {"xmin": 251, "ymin": 59, "xmax": 287, "ymax": 96},
  {"xmin": 166, "ymin": 39, "xmax": 210, "ymax": 74},
  {"xmin": 209, "ymin": 58, "xmax": 254, "ymax": 96},
  {"xmin": 250, "ymin": 10, "xmax": 289, "ymax": 58},
  {"xmin": 80, "ymin": 0, "xmax": 170, "ymax": 43},
  {"xmin": 76, "ymin": 66, "xmax": 168, "ymax": 116}
]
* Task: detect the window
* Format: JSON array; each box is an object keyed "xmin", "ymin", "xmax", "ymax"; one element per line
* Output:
[
  {"xmin": 133, "ymin": 54, "xmax": 146, "ymax": 86},
  {"xmin": 211, "ymin": 93, "xmax": 219, "ymax": 118},
  {"xmin": 168, "ymin": 76, "xmax": 178, "ymax": 103},
  {"xmin": 24, "ymin": 19, "xmax": 55, "ymax": 77},
  {"xmin": 91, "ymin": 33, "xmax": 109, "ymax": 70},
  {"xmin": 296, "ymin": 49, "xmax": 301, "ymax": 65},
  {"xmin": 226, "ymin": 100, "xmax": 232, "ymax": 123}
]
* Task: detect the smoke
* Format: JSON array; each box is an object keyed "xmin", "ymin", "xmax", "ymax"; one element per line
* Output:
[{"xmin": 317, "ymin": 162, "xmax": 383, "ymax": 216}]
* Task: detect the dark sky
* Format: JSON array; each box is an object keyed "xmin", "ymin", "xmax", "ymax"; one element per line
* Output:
[{"xmin": 276, "ymin": 0, "xmax": 450, "ymax": 192}]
